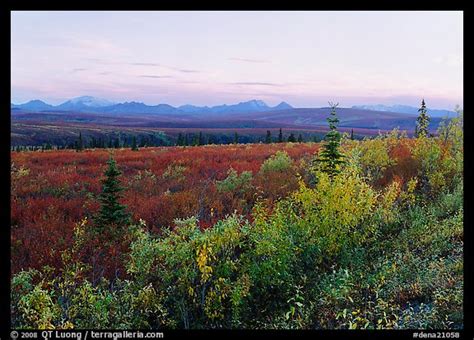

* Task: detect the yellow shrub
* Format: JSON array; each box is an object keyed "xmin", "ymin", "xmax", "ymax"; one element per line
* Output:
[
  {"xmin": 377, "ymin": 180, "xmax": 401, "ymax": 223},
  {"xmin": 354, "ymin": 138, "xmax": 396, "ymax": 183},
  {"xmin": 399, "ymin": 177, "xmax": 418, "ymax": 207},
  {"xmin": 411, "ymin": 137, "xmax": 459, "ymax": 194},
  {"xmin": 292, "ymin": 168, "xmax": 378, "ymax": 256},
  {"xmin": 196, "ymin": 243, "xmax": 214, "ymax": 284}
]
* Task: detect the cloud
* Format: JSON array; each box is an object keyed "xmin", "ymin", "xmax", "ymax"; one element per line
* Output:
[
  {"xmin": 139, "ymin": 75, "xmax": 173, "ymax": 79},
  {"xmin": 85, "ymin": 58, "xmax": 120, "ymax": 65},
  {"xmin": 72, "ymin": 68, "xmax": 87, "ymax": 72},
  {"xmin": 74, "ymin": 38, "xmax": 125, "ymax": 54},
  {"xmin": 177, "ymin": 69, "xmax": 199, "ymax": 73},
  {"xmin": 129, "ymin": 62, "xmax": 199, "ymax": 73},
  {"xmin": 130, "ymin": 62, "xmax": 161, "ymax": 67},
  {"xmin": 229, "ymin": 57, "xmax": 269, "ymax": 63},
  {"xmin": 230, "ymin": 82, "xmax": 282, "ymax": 87},
  {"xmin": 433, "ymin": 54, "xmax": 463, "ymax": 67}
]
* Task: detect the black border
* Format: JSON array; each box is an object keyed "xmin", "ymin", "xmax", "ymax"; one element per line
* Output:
[
  {"xmin": 2, "ymin": 4, "xmax": 471, "ymax": 340},
  {"xmin": 461, "ymin": 6, "xmax": 472, "ymax": 340},
  {"xmin": 2, "ymin": 2, "xmax": 12, "ymax": 338}
]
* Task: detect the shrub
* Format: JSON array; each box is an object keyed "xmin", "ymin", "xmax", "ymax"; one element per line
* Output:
[
  {"xmin": 291, "ymin": 167, "xmax": 378, "ymax": 260},
  {"xmin": 351, "ymin": 137, "xmax": 395, "ymax": 185},
  {"xmin": 259, "ymin": 151, "xmax": 293, "ymax": 174},
  {"xmin": 11, "ymin": 126, "xmax": 463, "ymax": 329},
  {"xmin": 410, "ymin": 138, "xmax": 460, "ymax": 196},
  {"xmin": 216, "ymin": 168, "xmax": 253, "ymax": 194}
]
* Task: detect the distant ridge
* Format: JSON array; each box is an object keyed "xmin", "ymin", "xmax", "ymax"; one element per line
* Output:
[
  {"xmin": 11, "ymin": 97, "xmax": 455, "ymax": 133},
  {"xmin": 12, "ymin": 96, "xmax": 457, "ymax": 118},
  {"xmin": 352, "ymin": 104, "xmax": 457, "ymax": 118},
  {"xmin": 54, "ymin": 96, "xmax": 115, "ymax": 112},
  {"xmin": 12, "ymin": 100, "xmax": 54, "ymax": 111},
  {"xmin": 11, "ymin": 96, "xmax": 294, "ymax": 115},
  {"xmin": 271, "ymin": 101, "xmax": 293, "ymax": 111}
]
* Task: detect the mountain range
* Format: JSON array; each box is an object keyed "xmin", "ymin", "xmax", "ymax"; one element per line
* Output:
[
  {"xmin": 11, "ymin": 96, "xmax": 457, "ymax": 137},
  {"xmin": 351, "ymin": 104, "xmax": 457, "ymax": 118},
  {"xmin": 11, "ymin": 96, "xmax": 294, "ymax": 115},
  {"xmin": 12, "ymin": 96, "xmax": 457, "ymax": 119}
]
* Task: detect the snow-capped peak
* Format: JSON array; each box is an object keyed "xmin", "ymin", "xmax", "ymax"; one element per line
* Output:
[
  {"xmin": 69, "ymin": 96, "xmax": 115, "ymax": 107},
  {"xmin": 249, "ymin": 99, "xmax": 268, "ymax": 107}
]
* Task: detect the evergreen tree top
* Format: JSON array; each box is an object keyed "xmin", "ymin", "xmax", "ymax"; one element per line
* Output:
[
  {"xmin": 314, "ymin": 102, "xmax": 345, "ymax": 179},
  {"xmin": 416, "ymin": 99, "xmax": 431, "ymax": 138},
  {"xmin": 418, "ymin": 98, "xmax": 427, "ymax": 112},
  {"xmin": 327, "ymin": 102, "xmax": 340, "ymax": 127},
  {"xmin": 104, "ymin": 157, "xmax": 121, "ymax": 176}
]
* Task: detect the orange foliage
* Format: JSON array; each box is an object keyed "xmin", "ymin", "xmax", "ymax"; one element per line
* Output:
[
  {"xmin": 11, "ymin": 143, "xmax": 319, "ymax": 274},
  {"xmin": 379, "ymin": 139, "xmax": 418, "ymax": 187}
]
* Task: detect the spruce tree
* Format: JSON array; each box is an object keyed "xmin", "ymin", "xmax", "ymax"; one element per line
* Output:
[
  {"xmin": 131, "ymin": 136, "xmax": 138, "ymax": 151},
  {"xmin": 76, "ymin": 132, "xmax": 84, "ymax": 152},
  {"xmin": 297, "ymin": 134, "xmax": 303, "ymax": 143},
  {"xmin": 207, "ymin": 134, "xmax": 215, "ymax": 145},
  {"xmin": 287, "ymin": 133, "xmax": 296, "ymax": 142},
  {"xmin": 416, "ymin": 99, "xmax": 430, "ymax": 138},
  {"xmin": 94, "ymin": 157, "xmax": 130, "ymax": 234},
  {"xmin": 192, "ymin": 134, "xmax": 199, "ymax": 146},
  {"xmin": 177, "ymin": 133, "xmax": 184, "ymax": 146},
  {"xmin": 233, "ymin": 132, "xmax": 239, "ymax": 144},
  {"xmin": 265, "ymin": 130, "xmax": 272, "ymax": 144},
  {"xmin": 278, "ymin": 128, "xmax": 283, "ymax": 143},
  {"xmin": 79, "ymin": 132, "xmax": 84, "ymax": 151},
  {"xmin": 315, "ymin": 102, "xmax": 345, "ymax": 179},
  {"xmin": 198, "ymin": 131, "xmax": 205, "ymax": 145},
  {"xmin": 85, "ymin": 157, "xmax": 131, "ymax": 282}
]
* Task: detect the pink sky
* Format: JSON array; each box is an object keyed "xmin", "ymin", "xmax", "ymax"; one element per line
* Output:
[{"xmin": 11, "ymin": 11, "xmax": 463, "ymax": 110}]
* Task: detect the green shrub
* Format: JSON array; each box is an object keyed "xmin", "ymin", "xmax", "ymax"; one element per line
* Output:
[
  {"xmin": 216, "ymin": 168, "xmax": 253, "ymax": 194},
  {"xmin": 260, "ymin": 151, "xmax": 293, "ymax": 174}
]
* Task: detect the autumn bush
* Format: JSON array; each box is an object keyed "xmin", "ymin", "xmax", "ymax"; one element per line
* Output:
[
  {"xmin": 11, "ymin": 113, "xmax": 463, "ymax": 329},
  {"xmin": 11, "ymin": 143, "xmax": 318, "ymax": 273}
]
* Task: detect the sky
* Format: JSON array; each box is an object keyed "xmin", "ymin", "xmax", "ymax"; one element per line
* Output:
[{"xmin": 11, "ymin": 11, "xmax": 463, "ymax": 109}]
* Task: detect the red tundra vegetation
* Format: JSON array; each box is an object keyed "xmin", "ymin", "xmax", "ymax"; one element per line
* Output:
[{"xmin": 11, "ymin": 143, "xmax": 319, "ymax": 273}]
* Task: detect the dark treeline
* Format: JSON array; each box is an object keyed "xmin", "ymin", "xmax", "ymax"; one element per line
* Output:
[
  {"xmin": 174, "ymin": 130, "xmax": 332, "ymax": 146},
  {"xmin": 11, "ymin": 129, "xmax": 354, "ymax": 151}
]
